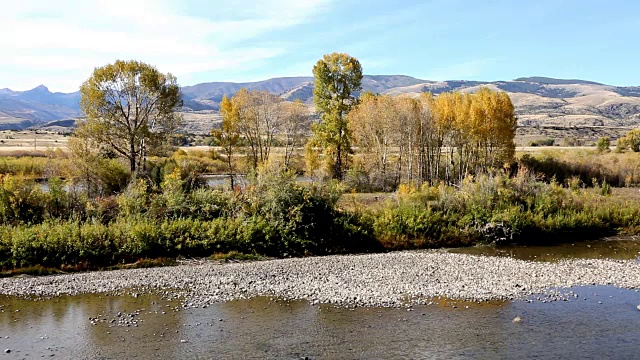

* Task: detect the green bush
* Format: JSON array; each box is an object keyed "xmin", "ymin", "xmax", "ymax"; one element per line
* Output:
[
  {"xmin": 2, "ymin": 162, "xmax": 640, "ymax": 272},
  {"xmin": 370, "ymin": 173, "xmax": 640, "ymax": 248},
  {"xmin": 596, "ymin": 137, "xmax": 611, "ymax": 153},
  {"xmin": 529, "ymin": 138, "xmax": 555, "ymax": 147}
]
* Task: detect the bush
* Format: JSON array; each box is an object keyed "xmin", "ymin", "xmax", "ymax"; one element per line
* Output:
[
  {"xmin": 369, "ymin": 173, "xmax": 640, "ymax": 249},
  {"xmin": 3, "ymin": 157, "xmax": 640, "ymax": 272},
  {"xmin": 619, "ymin": 129, "xmax": 640, "ymax": 152},
  {"xmin": 596, "ymin": 137, "xmax": 611, "ymax": 153},
  {"xmin": 529, "ymin": 138, "xmax": 555, "ymax": 147}
]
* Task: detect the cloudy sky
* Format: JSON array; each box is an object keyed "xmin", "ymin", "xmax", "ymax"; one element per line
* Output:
[{"xmin": 2, "ymin": 0, "xmax": 639, "ymax": 92}]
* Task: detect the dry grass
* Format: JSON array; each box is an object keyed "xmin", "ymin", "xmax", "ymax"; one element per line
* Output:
[
  {"xmin": 0, "ymin": 130, "xmax": 69, "ymax": 153},
  {"xmin": 516, "ymin": 125, "xmax": 632, "ymax": 147},
  {"xmin": 337, "ymin": 192, "xmax": 396, "ymax": 212},
  {"xmin": 518, "ymin": 148, "xmax": 640, "ymax": 187}
]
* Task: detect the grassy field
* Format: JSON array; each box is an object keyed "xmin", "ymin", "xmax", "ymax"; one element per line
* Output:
[
  {"xmin": 0, "ymin": 130, "xmax": 68, "ymax": 154},
  {"xmin": 0, "ymin": 123, "xmax": 634, "ymax": 152},
  {"xmin": 516, "ymin": 125, "xmax": 632, "ymax": 147}
]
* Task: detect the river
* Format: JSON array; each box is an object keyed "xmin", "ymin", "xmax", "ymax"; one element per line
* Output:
[{"xmin": 2, "ymin": 239, "xmax": 640, "ymax": 359}]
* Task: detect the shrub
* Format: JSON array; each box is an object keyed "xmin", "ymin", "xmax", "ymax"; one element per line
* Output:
[
  {"xmin": 0, "ymin": 175, "xmax": 46, "ymax": 224},
  {"xmin": 619, "ymin": 129, "xmax": 640, "ymax": 152},
  {"xmin": 596, "ymin": 137, "xmax": 611, "ymax": 153},
  {"xmin": 529, "ymin": 138, "xmax": 555, "ymax": 147}
]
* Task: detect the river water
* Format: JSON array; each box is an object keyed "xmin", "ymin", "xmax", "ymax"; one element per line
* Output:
[
  {"xmin": 2, "ymin": 240, "xmax": 640, "ymax": 359},
  {"xmin": 450, "ymin": 236, "xmax": 640, "ymax": 262}
]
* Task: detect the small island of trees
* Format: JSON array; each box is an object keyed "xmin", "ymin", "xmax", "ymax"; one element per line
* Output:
[{"xmin": 1, "ymin": 54, "xmax": 640, "ymax": 275}]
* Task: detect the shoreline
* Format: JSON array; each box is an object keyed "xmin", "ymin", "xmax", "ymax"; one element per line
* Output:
[{"xmin": 1, "ymin": 250, "xmax": 639, "ymax": 308}]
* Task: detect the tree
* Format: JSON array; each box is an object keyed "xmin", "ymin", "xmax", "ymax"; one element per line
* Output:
[
  {"xmin": 310, "ymin": 52, "xmax": 363, "ymax": 179},
  {"xmin": 68, "ymin": 124, "xmax": 131, "ymax": 196},
  {"xmin": 79, "ymin": 60, "xmax": 182, "ymax": 176},
  {"xmin": 348, "ymin": 92, "xmax": 400, "ymax": 189},
  {"xmin": 596, "ymin": 137, "xmax": 611, "ymax": 153},
  {"xmin": 232, "ymin": 89, "xmax": 283, "ymax": 169},
  {"xmin": 213, "ymin": 95, "xmax": 240, "ymax": 189},
  {"xmin": 619, "ymin": 130, "xmax": 640, "ymax": 152},
  {"xmin": 281, "ymin": 100, "xmax": 309, "ymax": 169}
]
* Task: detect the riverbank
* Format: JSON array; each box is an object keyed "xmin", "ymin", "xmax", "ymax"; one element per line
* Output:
[
  {"xmin": 3, "ymin": 171, "xmax": 640, "ymax": 272},
  {"xmin": 2, "ymin": 251, "xmax": 640, "ymax": 307}
]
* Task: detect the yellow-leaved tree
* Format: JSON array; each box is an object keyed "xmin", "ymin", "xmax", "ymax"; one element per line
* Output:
[{"xmin": 78, "ymin": 60, "xmax": 182, "ymax": 177}]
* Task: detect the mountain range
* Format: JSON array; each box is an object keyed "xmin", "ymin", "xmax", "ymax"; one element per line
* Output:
[{"xmin": 1, "ymin": 75, "xmax": 639, "ymax": 133}]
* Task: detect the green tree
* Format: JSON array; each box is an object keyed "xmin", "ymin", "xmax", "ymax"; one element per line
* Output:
[
  {"xmin": 79, "ymin": 60, "xmax": 182, "ymax": 176},
  {"xmin": 596, "ymin": 137, "xmax": 611, "ymax": 153},
  {"xmin": 310, "ymin": 52, "xmax": 363, "ymax": 179}
]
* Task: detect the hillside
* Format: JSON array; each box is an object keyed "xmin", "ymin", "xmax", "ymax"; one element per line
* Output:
[
  {"xmin": 181, "ymin": 76, "xmax": 314, "ymax": 110},
  {"xmin": 2, "ymin": 76, "xmax": 639, "ymax": 135},
  {"xmin": 0, "ymin": 85, "xmax": 82, "ymax": 130}
]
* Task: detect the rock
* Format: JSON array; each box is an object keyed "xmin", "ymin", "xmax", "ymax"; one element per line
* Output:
[
  {"xmin": 478, "ymin": 222, "xmax": 513, "ymax": 245},
  {"xmin": 2, "ymin": 251, "xmax": 640, "ymax": 308},
  {"xmin": 4, "ymin": 349, "xmax": 10, "ymax": 353},
  {"xmin": 512, "ymin": 316, "xmax": 521, "ymax": 323}
]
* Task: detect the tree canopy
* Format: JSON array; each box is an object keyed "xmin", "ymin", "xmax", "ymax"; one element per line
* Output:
[
  {"xmin": 309, "ymin": 52, "xmax": 363, "ymax": 179},
  {"xmin": 78, "ymin": 60, "xmax": 182, "ymax": 175},
  {"xmin": 348, "ymin": 88, "xmax": 517, "ymax": 187}
]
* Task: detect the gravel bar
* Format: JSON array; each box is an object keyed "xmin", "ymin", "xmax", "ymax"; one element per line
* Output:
[{"xmin": 1, "ymin": 250, "xmax": 639, "ymax": 307}]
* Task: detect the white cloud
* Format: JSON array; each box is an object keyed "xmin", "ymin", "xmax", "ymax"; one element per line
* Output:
[{"xmin": 0, "ymin": 0, "xmax": 332, "ymax": 92}]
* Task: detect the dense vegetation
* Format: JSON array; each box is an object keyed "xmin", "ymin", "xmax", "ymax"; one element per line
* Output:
[
  {"xmin": 1, "ymin": 161, "xmax": 640, "ymax": 272},
  {"xmin": 0, "ymin": 165, "xmax": 378, "ymax": 270},
  {"xmin": 1, "ymin": 56, "xmax": 640, "ymax": 274}
]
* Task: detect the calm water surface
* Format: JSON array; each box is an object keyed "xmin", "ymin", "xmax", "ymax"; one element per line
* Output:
[
  {"xmin": 450, "ymin": 236, "xmax": 640, "ymax": 262},
  {"xmin": 2, "ymin": 239, "xmax": 640, "ymax": 359}
]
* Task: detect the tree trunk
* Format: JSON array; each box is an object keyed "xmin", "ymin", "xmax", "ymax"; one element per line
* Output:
[
  {"xmin": 335, "ymin": 142, "xmax": 342, "ymax": 180},
  {"xmin": 130, "ymin": 139, "xmax": 137, "ymax": 175}
]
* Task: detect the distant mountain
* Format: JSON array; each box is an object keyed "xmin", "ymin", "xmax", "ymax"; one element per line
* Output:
[
  {"xmin": 0, "ymin": 85, "xmax": 81, "ymax": 130},
  {"xmin": 513, "ymin": 77, "xmax": 604, "ymax": 86},
  {"xmin": 2, "ymin": 75, "xmax": 640, "ymax": 133},
  {"xmin": 181, "ymin": 77, "xmax": 314, "ymax": 110},
  {"xmin": 181, "ymin": 75, "xmax": 430, "ymax": 110}
]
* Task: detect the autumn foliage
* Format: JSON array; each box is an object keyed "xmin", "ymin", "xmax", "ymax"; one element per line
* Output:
[{"xmin": 347, "ymin": 88, "xmax": 517, "ymax": 189}]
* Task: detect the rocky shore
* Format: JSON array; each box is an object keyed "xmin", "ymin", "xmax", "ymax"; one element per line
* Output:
[{"xmin": 1, "ymin": 251, "xmax": 639, "ymax": 307}]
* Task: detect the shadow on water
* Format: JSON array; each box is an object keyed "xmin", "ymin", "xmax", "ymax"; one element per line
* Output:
[
  {"xmin": 450, "ymin": 236, "xmax": 640, "ymax": 262},
  {"xmin": 2, "ymin": 286, "xmax": 640, "ymax": 359}
]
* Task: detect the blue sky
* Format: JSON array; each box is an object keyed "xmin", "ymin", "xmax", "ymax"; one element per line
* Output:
[{"xmin": 2, "ymin": 0, "xmax": 639, "ymax": 92}]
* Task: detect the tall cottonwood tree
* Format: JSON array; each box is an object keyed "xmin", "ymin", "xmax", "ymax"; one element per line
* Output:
[
  {"xmin": 310, "ymin": 52, "xmax": 363, "ymax": 179},
  {"xmin": 348, "ymin": 92, "xmax": 399, "ymax": 189},
  {"xmin": 281, "ymin": 100, "xmax": 309, "ymax": 169},
  {"xmin": 232, "ymin": 89, "xmax": 283, "ymax": 169},
  {"xmin": 79, "ymin": 60, "xmax": 182, "ymax": 176},
  {"xmin": 222, "ymin": 89, "xmax": 308, "ymax": 171},
  {"xmin": 213, "ymin": 95, "xmax": 240, "ymax": 189}
]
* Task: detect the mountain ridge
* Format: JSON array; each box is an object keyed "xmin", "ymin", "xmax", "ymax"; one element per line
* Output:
[{"xmin": 1, "ymin": 75, "xmax": 639, "ymax": 133}]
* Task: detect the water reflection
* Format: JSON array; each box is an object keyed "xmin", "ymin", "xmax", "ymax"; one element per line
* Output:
[
  {"xmin": 2, "ymin": 287, "xmax": 640, "ymax": 359},
  {"xmin": 450, "ymin": 237, "xmax": 640, "ymax": 262},
  {"xmin": 0, "ymin": 294, "xmax": 183, "ymax": 359}
]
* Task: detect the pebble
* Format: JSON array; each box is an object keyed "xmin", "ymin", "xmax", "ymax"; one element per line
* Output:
[{"xmin": 1, "ymin": 251, "xmax": 640, "ymax": 308}]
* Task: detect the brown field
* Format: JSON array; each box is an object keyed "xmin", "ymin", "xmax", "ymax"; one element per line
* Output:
[
  {"xmin": 0, "ymin": 124, "xmax": 633, "ymax": 157},
  {"xmin": 516, "ymin": 125, "xmax": 632, "ymax": 146},
  {"xmin": 0, "ymin": 130, "xmax": 68, "ymax": 154}
]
